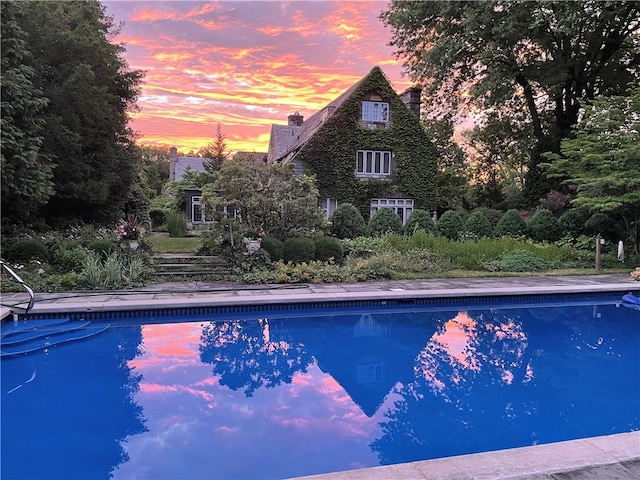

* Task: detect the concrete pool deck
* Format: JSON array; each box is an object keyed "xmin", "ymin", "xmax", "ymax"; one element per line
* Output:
[{"xmin": 1, "ymin": 273, "xmax": 639, "ymax": 479}]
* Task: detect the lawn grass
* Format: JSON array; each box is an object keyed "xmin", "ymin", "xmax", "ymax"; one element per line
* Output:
[{"xmin": 147, "ymin": 236, "xmax": 201, "ymax": 253}]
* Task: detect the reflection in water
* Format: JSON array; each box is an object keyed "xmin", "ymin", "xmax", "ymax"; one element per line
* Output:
[
  {"xmin": 199, "ymin": 318, "xmax": 314, "ymax": 397},
  {"xmin": 415, "ymin": 311, "xmax": 531, "ymax": 397},
  {"xmin": 1, "ymin": 324, "xmax": 146, "ymax": 480},
  {"xmin": 2, "ymin": 301, "xmax": 638, "ymax": 480},
  {"xmin": 371, "ymin": 304, "xmax": 639, "ymax": 465}
]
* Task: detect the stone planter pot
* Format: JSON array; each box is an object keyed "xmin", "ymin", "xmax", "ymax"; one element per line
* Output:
[
  {"xmin": 120, "ymin": 240, "xmax": 139, "ymax": 251},
  {"xmin": 245, "ymin": 239, "xmax": 261, "ymax": 254}
]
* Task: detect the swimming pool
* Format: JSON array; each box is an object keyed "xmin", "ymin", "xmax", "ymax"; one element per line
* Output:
[{"xmin": 2, "ymin": 294, "xmax": 639, "ymax": 480}]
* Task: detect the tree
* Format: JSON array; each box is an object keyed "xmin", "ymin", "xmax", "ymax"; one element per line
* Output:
[
  {"xmin": 16, "ymin": 0, "xmax": 144, "ymax": 225},
  {"xmin": 423, "ymin": 116, "xmax": 468, "ymax": 213},
  {"xmin": 203, "ymin": 155, "xmax": 325, "ymax": 240},
  {"xmin": 381, "ymin": 1, "xmax": 640, "ymax": 204},
  {"xmin": 543, "ymin": 88, "xmax": 640, "ymax": 253},
  {"xmin": 200, "ymin": 123, "xmax": 228, "ymax": 173},
  {"xmin": 462, "ymin": 107, "xmax": 533, "ymax": 210},
  {"xmin": 139, "ymin": 146, "xmax": 170, "ymax": 197},
  {"xmin": 1, "ymin": 1, "xmax": 54, "ymax": 223}
]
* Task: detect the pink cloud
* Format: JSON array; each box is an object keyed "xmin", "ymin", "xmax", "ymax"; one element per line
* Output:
[{"xmin": 104, "ymin": 1, "xmax": 415, "ymax": 153}]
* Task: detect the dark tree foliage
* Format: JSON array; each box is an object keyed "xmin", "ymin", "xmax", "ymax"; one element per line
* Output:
[
  {"xmin": 381, "ymin": 1, "xmax": 640, "ymax": 204},
  {"xmin": 11, "ymin": 0, "xmax": 144, "ymax": 225},
  {"xmin": 1, "ymin": 1, "xmax": 55, "ymax": 223}
]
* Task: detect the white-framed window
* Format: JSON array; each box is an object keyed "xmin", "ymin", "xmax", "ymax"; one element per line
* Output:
[
  {"xmin": 321, "ymin": 198, "xmax": 339, "ymax": 219},
  {"xmin": 362, "ymin": 101, "xmax": 389, "ymax": 123},
  {"xmin": 192, "ymin": 196, "xmax": 206, "ymax": 223},
  {"xmin": 356, "ymin": 150, "xmax": 392, "ymax": 177},
  {"xmin": 370, "ymin": 198, "xmax": 414, "ymax": 225}
]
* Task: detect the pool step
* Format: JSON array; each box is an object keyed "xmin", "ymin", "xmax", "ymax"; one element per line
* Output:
[{"xmin": 0, "ymin": 319, "xmax": 110, "ymax": 358}]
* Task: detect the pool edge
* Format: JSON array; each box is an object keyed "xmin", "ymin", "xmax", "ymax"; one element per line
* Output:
[
  {"xmin": 289, "ymin": 431, "xmax": 640, "ymax": 480},
  {"xmin": 5, "ymin": 280, "xmax": 638, "ymax": 317}
]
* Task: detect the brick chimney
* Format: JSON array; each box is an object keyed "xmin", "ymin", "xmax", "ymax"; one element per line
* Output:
[
  {"xmin": 287, "ymin": 112, "xmax": 304, "ymax": 126},
  {"xmin": 169, "ymin": 147, "xmax": 178, "ymax": 181},
  {"xmin": 399, "ymin": 86, "xmax": 422, "ymax": 120}
]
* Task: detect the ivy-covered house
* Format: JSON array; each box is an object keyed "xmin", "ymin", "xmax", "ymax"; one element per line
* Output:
[{"xmin": 267, "ymin": 66, "xmax": 439, "ymax": 224}]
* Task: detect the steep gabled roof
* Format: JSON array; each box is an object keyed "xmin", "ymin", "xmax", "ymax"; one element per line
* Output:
[
  {"xmin": 267, "ymin": 73, "xmax": 365, "ymax": 163},
  {"xmin": 267, "ymin": 124, "xmax": 305, "ymax": 161},
  {"xmin": 174, "ymin": 156, "xmax": 205, "ymax": 181}
]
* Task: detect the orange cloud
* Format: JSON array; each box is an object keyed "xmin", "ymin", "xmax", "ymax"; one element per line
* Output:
[{"xmin": 105, "ymin": 1, "xmax": 416, "ymax": 153}]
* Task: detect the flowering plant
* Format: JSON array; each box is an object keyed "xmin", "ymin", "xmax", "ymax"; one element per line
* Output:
[
  {"xmin": 631, "ymin": 267, "xmax": 640, "ymax": 281},
  {"xmin": 116, "ymin": 214, "xmax": 144, "ymax": 241},
  {"xmin": 244, "ymin": 226, "xmax": 265, "ymax": 240}
]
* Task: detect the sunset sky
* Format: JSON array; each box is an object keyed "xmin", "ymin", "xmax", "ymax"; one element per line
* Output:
[{"xmin": 103, "ymin": 1, "xmax": 415, "ymax": 154}]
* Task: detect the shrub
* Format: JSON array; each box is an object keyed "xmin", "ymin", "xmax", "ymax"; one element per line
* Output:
[
  {"xmin": 472, "ymin": 207, "xmax": 504, "ymax": 227},
  {"xmin": 50, "ymin": 241, "xmax": 91, "ymax": 273},
  {"xmin": 42, "ymin": 272, "xmax": 84, "ymax": 292},
  {"xmin": 166, "ymin": 211, "xmax": 187, "ymax": 238},
  {"xmin": 314, "ymin": 236, "xmax": 344, "ymax": 262},
  {"xmin": 82, "ymin": 252, "xmax": 148, "ymax": 289},
  {"xmin": 437, "ymin": 210, "xmax": 465, "ymax": 240},
  {"xmin": 87, "ymin": 239, "xmax": 117, "ymax": 259},
  {"xmin": 149, "ymin": 208, "xmax": 168, "ymax": 229},
  {"xmin": 494, "ymin": 209, "xmax": 527, "ymax": 237},
  {"xmin": 584, "ymin": 212, "xmax": 610, "ymax": 237},
  {"xmin": 330, "ymin": 203, "xmax": 367, "ymax": 239},
  {"xmin": 283, "ymin": 237, "xmax": 316, "ymax": 264},
  {"xmin": 349, "ymin": 249, "xmax": 454, "ymax": 280},
  {"xmin": 261, "ymin": 236, "xmax": 284, "ymax": 261},
  {"xmin": 485, "ymin": 249, "xmax": 548, "ymax": 272},
  {"xmin": 368, "ymin": 207, "xmax": 403, "ymax": 237},
  {"xmin": 558, "ymin": 209, "xmax": 589, "ymax": 238},
  {"xmin": 341, "ymin": 236, "xmax": 380, "ymax": 258},
  {"xmin": 528, "ymin": 209, "xmax": 562, "ymax": 242},
  {"xmin": 6, "ymin": 238, "xmax": 49, "ymax": 263},
  {"xmin": 464, "ymin": 211, "xmax": 493, "ymax": 238},
  {"xmin": 197, "ymin": 230, "xmax": 224, "ymax": 256},
  {"xmin": 404, "ymin": 209, "xmax": 437, "ymax": 235}
]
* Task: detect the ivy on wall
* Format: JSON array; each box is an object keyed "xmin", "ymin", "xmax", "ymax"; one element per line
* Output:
[{"xmin": 294, "ymin": 66, "xmax": 439, "ymax": 218}]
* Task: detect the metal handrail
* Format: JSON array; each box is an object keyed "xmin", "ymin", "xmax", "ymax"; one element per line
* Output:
[{"xmin": 1, "ymin": 260, "xmax": 35, "ymax": 313}]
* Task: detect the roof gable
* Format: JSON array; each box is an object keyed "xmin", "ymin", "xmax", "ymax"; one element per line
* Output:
[
  {"xmin": 272, "ymin": 66, "xmax": 411, "ymax": 163},
  {"xmin": 174, "ymin": 156, "xmax": 206, "ymax": 181}
]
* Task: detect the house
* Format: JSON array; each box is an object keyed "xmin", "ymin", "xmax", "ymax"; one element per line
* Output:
[
  {"xmin": 267, "ymin": 66, "xmax": 438, "ymax": 224},
  {"xmin": 168, "ymin": 148, "xmax": 267, "ymax": 226}
]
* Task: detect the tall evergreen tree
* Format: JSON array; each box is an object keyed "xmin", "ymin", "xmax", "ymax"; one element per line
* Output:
[
  {"xmin": 200, "ymin": 123, "xmax": 229, "ymax": 173},
  {"xmin": 1, "ymin": 1, "xmax": 54, "ymax": 223},
  {"xmin": 16, "ymin": 0, "xmax": 144, "ymax": 225}
]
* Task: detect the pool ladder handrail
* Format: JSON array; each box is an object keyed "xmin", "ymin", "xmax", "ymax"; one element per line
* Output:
[{"xmin": 1, "ymin": 260, "xmax": 35, "ymax": 313}]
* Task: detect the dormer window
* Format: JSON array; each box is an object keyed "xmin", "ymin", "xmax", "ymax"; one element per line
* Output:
[{"xmin": 362, "ymin": 101, "xmax": 389, "ymax": 123}]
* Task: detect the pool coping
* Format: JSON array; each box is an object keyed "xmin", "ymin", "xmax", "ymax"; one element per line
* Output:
[
  {"xmin": 291, "ymin": 431, "xmax": 640, "ymax": 480},
  {"xmin": 2, "ymin": 275, "xmax": 639, "ymax": 479},
  {"xmin": 2, "ymin": 277, "xmax": 638, "ymax": 318}
]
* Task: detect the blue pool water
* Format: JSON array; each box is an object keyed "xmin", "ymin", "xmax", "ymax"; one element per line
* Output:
[{"xmin": 2, "ymin": 295, "xmax": 639, "ymax": 480}]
